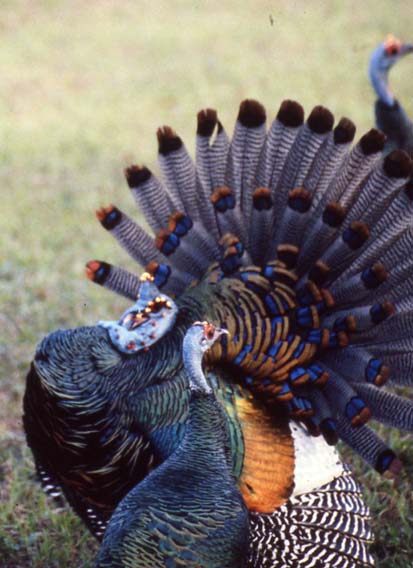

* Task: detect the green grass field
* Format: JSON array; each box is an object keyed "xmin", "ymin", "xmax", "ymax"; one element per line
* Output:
[{"xmin": 1, "ymin": 1, "xmax": 413, "ymax": 566}]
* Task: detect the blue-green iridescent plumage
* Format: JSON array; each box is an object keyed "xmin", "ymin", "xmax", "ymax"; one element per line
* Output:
[{"xmin": 96, "ymin": 323, "xmax": 249, "ymax": 568}]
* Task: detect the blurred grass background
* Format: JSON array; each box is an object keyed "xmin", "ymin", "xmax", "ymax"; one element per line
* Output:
[{"xmin": 1, "ymin": 0, "xmax": 413, "ymax": 566}]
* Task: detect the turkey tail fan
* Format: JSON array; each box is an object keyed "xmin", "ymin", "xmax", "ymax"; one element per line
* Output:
[{"xmin": 84, "ymin": 97, "xmax": 413, "ymax": 478}]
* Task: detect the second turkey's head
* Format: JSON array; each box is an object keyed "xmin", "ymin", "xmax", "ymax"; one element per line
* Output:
[
  {"xmin": 369, "ymin": 35, "xmax": 413, "ymax": 107},
  {"xmin": 183, "ymin": 322, "xmax": 229, "ymax": 394},
  {"xmin": 185, "ymin": 322, "xmax": 229, "ymax": 355},
  {"xmin": 372, "ymin": 35, "xmax": 413, "ymax": 72}
]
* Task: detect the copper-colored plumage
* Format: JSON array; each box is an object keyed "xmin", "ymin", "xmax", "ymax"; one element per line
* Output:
[{"xmin": 236, "ymin": 395, "xmax": 295, "ymax": 513}]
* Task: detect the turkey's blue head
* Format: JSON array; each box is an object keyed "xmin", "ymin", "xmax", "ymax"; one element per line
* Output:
[
  {"xmin": 98, "ymin": 272, "xmax": 178, "ymax": 354},
  {"xmin": 369, "ymin": 35, "xmax": 413, "ymax": 106},
  {"xmin": 184, "ymin": 321, "xmax": 229, "ymax": 355}
]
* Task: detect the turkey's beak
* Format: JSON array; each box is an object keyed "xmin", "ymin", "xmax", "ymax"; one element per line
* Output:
[
  {"xmin": 401, "ymin": 43, "xmax": 413, "ymax": 55},
  {"xmin": 215, "ymin": 328, "xmax": 230, "ymax": 341}
]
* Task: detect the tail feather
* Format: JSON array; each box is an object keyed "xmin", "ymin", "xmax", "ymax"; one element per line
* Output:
[
  {"xmin": 195, "ymin": 109, "xmax": 222, "ymax": 240},
  {"xmin": 330, "ymin": 129, "xmax": 386, "ymax": 209},
  {"xmin": 256, "ymin": 100, "xmax": 304, "ymax": 198},
  {"xmin": 125, "ymin": 166, "xmax": 174, "ymax": 233},
  {"xmin": 352, "ymin": 311, "xmax": 413, "ymax": 345},
  {"xmin": 157, "ymin": 127, "xmax": 198, "ymax": 216},
  {"xmin": 336, "ymin": 417, "xmax": 402, "ymax": 477},
  {"xmin": 302, "ymin": 152, "xmax": 409, "ymax": 282},
  {"xmin": 209, "ymin": 120, "xmax": 230, "ymax": 189},
  {"xmin": 320, "ymin": 348, "xmax": 389, "ymax": 389},
  {"xmin": 377, "ymin": 351, "xmax": 413, "ymax": 386},
  {"xmin": 372, "ymin": 264, "xmax": 413, "ymax": 313},
  {"xmin": 370, "ymin": 337, "xmax": 413, "ymax": 357},
  {"xmin": 311, "ymin": 223, "xmax": 371, "ymax": 288},
  {"xmin": 211, "ymin": 186, "xmax": 246, "ymax": 242},
  {"xmin": 85, "ymin": 261, "xmax": 140, "ymax": 300},
  {"xmin": 249, "ymin": 187, "xmax": 275, "ymax": 264},
  {"xmin": 296, "ymin": 202, "xmax": 346, "ymax": 275},
  {"xmin": 322, "ymin": 302, "xmax": 395, "ymax": 334},
  {"xmin": 304, "ymin": 117, "xmax": 356, "ymax": 207},
  {"xmin": 270, "ymin": 107, "xmax": 334, "ymax": 245},
  {"xmin": 292, "ymin": 139, "xmax": 392, "ymax": 280},
  {"xmin": 154, "ymin": 224, "xmax": 205, "ymax": 278},
  {"xmin": 196, "ymin": 108, "xmax": 219, "ymax": 194},
  {"xmin": 355, "ymin": 383, "xmax": 413, "ymax": 431},
  {"xmin": 378, "ymin": 227, "xmax": 413, "ymax": 267},
  {"xmin": 252, "ymin": 99, "xmax": 304, "ymax": 260},
  {"xmin": 343, "ymin": 186, "xmax": 413, "ymax": 276},
  {"xmin": 323, "ymin": 368, "xmax": 371, "ymax": 427},
  {"xmin": 96, "ymin": 205, "xmax": 165, "ymax": 267},
  {"xmin": 301, "ymin": 130, "xmax": 385, "ymax": 255},
  {"xmin": 145, "ymin": 261, "xmax": 193, "ymax": 296},
  {"xmin": 278, "ymin": 105, "xmax": 334, "ymax": 191},
  {"xmin": 226, "ymin": 100, "xmax": 267, "ymax": 224},
  {"xmin": 343, "ymin": 150, "xmax": 411, "ymax": 229}
]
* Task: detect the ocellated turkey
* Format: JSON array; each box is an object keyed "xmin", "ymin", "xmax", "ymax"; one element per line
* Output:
[{"xmin": 24, "ymin": 97, "xmax": 413, "ymax": 567}]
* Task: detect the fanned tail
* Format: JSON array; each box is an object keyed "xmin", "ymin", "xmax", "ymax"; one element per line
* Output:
[{"xmin": 87, "ymin": 98, "xmax": 413, "ymax": 477}]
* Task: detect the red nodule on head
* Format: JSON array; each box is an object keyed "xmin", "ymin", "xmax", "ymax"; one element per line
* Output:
[
  {"xmin": 384, "ymin": 35, "xmax": 402, "ymax": 56},
  {"xmin": 204, "ymin": 322, "xmax": 216, "ymax": 340}
]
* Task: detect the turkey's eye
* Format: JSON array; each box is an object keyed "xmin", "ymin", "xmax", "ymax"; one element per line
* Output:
[
  {"xmin": 151, "ymin": 301, "xmax": 167, "ymax": 313},
  {"xmin": 204, "ymin": 323, "xmax": 216, "ymax": 340},
  {"xmin": 386, "ymin": 44, "xmax": 399, "ymax": 56}
]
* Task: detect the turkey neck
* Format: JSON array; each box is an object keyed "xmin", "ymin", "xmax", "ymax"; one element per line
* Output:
[
  {"xmin": 183, "ymin": 337, "xmax": 212, "ymax": 394},
  {"xmin": 182, "ymin": 325, "xmax": 233, "ymax": 468},
  {"xmin": 178, "ymin": 391, "xmax": 233, "ymax": 472},
  {"xmin": 369, "ymin": 54, "xmax": 394, "ymax": 107}
]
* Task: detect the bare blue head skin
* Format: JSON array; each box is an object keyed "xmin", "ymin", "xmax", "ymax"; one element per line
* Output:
[
  {"xmin": 183, "ymin": 322, "xmax": 229, "ymax": 394},
  {"xmin": 369, "ymin": 36, "xmax": 413, "ymax": 107},
  {"xmin": 99, "ymin": 272, "xmax": 178, "ymax": 354}
]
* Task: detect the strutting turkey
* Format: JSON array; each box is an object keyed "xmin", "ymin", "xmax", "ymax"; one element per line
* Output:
[
  {"xmin": 95, "ymin": 321, "xmax": 249, "ymax": 567},
  {"xmin": 23, "ymin": 97, "xmax": 413, "ymax": 567},
  {"xmin": 369, "ymin": 35, "xmax": 413, "ymax": 156}
]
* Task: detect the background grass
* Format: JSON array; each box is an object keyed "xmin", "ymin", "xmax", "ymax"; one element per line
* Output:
[{"xmin": 1, "ymin": 1, "xmax": 413, "ymax": 566}]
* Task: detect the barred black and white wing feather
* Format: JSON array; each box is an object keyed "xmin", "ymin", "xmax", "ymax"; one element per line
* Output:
[{"xmin": 249, "ymin": 469, "xmax": 373, "ymax": 568}]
